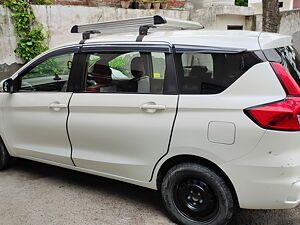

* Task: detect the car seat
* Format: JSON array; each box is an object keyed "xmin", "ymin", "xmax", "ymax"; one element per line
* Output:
[{"xmin": 130, "ymin": 57, "xmax": 150, "ymax": 93}]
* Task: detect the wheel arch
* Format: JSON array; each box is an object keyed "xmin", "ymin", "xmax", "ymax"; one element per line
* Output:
[{"xmin": 156, "ymin": 154, "xmax": 239, "ymax": 207}]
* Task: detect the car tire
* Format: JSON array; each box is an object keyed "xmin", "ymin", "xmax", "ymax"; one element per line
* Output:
[
  {"xmin": 0, "ymin": 139, "xmax": 9, "ymax": 170},
  {"xmin": 161, "ymin": 163, "xmax": 234, "ymax": 225}
]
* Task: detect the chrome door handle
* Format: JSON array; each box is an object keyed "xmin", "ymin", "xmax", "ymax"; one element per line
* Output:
[
  {"xmin": 141, "ymin": 102, "xmax": 166, "ymax": 113},
  {"xmin": 48, "ymin": 102, "xmax": 67, "ymax": 111}
]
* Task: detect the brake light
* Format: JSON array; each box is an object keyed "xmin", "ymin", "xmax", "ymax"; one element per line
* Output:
[
  {"xmin": 246, "ymin": 97, "xmax": 300, "ymax": 131},
  {"xmin": 245, "ymin": 63, "xmax": 300, "ymax": 131}
]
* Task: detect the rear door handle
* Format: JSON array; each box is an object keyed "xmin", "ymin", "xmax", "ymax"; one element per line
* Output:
[
  {"xmin": 49, "ymin": 102, "xmax": 67, "ymax": 111},
  {"xmin": 141, "ymin": 102, "xmax": 166, "ymax": 113}
]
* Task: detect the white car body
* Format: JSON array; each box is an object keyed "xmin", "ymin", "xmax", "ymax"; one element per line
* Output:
[{"xmin": 0, "ymin": 22, "xmax": 299, "ymax": 224}]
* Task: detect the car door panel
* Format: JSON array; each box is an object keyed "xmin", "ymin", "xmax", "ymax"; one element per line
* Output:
[
  {"xmin": 2, "ymin": 92, "xmax": 73, "ymax": 164},
  {"xmin": 69, "ymin": 93, "xmax": 177, "ymax": 181},
  {"xmin": 67, "ymin": 45, "xmax": 178, "ymax": 182},
  {"xmin": 1, "ymin": 49, "xmax": 79, "ymax": 165}
]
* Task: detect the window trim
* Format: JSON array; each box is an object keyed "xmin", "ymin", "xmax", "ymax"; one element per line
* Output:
[
  {"xmin": 174, "ymin": 44, "xmax": 247, "ymax": 54},
  {"xmin": 82, "ymin": 43, "xmax": 172, "ymax": 53}
]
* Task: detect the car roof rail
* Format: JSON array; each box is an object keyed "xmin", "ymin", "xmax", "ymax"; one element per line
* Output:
[{"xmin": 71, "ymin": 15, "xmax": 204, "ymax": 41}]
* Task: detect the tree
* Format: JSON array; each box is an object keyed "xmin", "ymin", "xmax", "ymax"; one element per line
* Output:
[{"xmin": 262, "ymin": 0, "xmax": 280, "ymax": 33}]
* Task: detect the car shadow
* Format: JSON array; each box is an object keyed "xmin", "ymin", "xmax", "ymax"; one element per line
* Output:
[{"xmin": 6, "ymin": 158, "xmax": 300, "ymax": 225}]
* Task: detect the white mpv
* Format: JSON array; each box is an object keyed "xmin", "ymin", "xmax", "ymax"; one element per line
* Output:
[{"xmin": 0, "ymin": 16, "xmax": 299, "ymax": 225}]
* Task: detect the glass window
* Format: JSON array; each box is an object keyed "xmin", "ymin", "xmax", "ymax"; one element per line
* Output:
[
  {"xmin": 178, "ymin": 51, "xmax": 262, "ymax": 94},
  {"xmin": 84, "ymin": 52, "xmax": 166, "ymax": 94},
  {"xmin": 264, "ymin": 46, "xmax": 300, "ymax": 86},
  {"xmin": 19, "ymin": 53, "xmax": 74, "ymax": 92}
]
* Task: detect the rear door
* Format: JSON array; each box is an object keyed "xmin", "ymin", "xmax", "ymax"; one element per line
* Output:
[{"xmin": 68, "ymin": 43, "xmax": 178, "ymax": 182}]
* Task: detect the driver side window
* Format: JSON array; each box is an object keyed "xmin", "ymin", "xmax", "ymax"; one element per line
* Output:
[{"xmin": 19, "ymin": 53, "xmax": 74, "ymax": 92}]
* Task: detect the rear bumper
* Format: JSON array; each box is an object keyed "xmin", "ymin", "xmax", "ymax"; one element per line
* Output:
[
  {"xmin": 222, "ymin": 164, "xmax": 300, "ymax": 209},
  {"xmin": 221, "ymin": 130, "xmax": 300, "ymax": 209},
  {"xmin": 285, "ymin": 180, "xmax": 300, "ymax": 207}
]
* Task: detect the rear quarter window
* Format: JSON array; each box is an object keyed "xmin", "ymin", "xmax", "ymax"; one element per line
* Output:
[
  {"xmin": 176, "ymin": 51, "xmax": 263, "ymax": 94},
  {"xmin": 263, "ymin": 46, "xmax": 300, "ymax": 86}
]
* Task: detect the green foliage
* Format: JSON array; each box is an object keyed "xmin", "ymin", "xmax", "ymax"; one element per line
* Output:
[
  {"xmin": 235, "ymin": 0, "xmax": 248, "ymax": 7},
  {"xmin": 26, "ymin": 54, "xmax": 73, "ymax": 79},
  {"xmin": 109, "ymin": 57, "xmax": 129, "ymax": 75},
  {"xmin": 4, "ymin": 0, "xmax": 49, "ymax": 62},
  {"xmin": 16, "ymin": 28, "xmax": 49, "ymax": 61}
]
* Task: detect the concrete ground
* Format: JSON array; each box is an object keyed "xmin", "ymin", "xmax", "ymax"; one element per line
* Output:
[{"xmin": 0, "ymin": 158, "xmax": 299, "ymax": 225}]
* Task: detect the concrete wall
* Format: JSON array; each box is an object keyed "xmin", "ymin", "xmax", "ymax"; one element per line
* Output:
[
  {"xmin": 279, "ymin": 9, "xmax": 300, "ymax": 35},
  {"xmin": 190, "ymin": 5, "xmax": 253, "ymax": 29},
  {"xmin": 216, "ymin": 14, "xmax": 246, "ymax": 29},
  {"xmin": 0, "ymin": 5, "xmax": 190, "ymax": 77},
  {"xmin": 293, "ymin": 31, "xmax": 300, "ymax": 52},
  {"xmin": 188, "ymin": 0, "xmax": 234, "ymax": 8},
  {"xmin": 1, "ymin": 4, "xmax": 300, "ymax": 78},
  {"xmin": 0, "ymin": 6, "xmax": 23, "ymax": 79},
  {"xmin": 32, "ymin": 5, "xmax": 190, "ymax": 49},
  {"xmin": 249, "ymin": 0, "xmax": 294, "ymax": 14},
  {"xmin": 252, "ymin": 9, "xmax": 300, "ymax": 36}
]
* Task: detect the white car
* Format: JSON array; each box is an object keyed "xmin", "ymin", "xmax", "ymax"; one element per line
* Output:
[{"xmin": 0, "ymin": 16, "xmax": 300, "ymax": 225}]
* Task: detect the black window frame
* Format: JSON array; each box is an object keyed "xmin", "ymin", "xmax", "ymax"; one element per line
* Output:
[{"xmin": 78, "ymin": 43, "xmax": 178, "ymax": 95}]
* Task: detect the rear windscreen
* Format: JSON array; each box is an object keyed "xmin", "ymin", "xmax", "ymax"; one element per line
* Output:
[{"xmin": 263, "ymin": 46, "xmax": 300, "ymax": 86}]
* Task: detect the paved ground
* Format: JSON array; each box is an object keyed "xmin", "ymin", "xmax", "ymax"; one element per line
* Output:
[{"xmin": 0, "ymin": 158, "xmax": 299, "ymax": 225}]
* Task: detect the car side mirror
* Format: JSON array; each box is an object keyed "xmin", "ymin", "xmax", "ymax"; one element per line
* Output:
[{"xmin": 2, "ymin": 78, "xmax": 14, "ymax": 93}]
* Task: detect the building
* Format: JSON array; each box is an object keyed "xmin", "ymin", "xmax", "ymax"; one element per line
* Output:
[{"xmin": 249, "ymin": 0, "xmax": 300, "ymax": 14}]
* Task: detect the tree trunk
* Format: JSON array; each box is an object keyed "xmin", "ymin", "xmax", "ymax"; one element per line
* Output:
[{"xmin": 262, "ymin": 0, "xmax": 280, "ymax": 33}]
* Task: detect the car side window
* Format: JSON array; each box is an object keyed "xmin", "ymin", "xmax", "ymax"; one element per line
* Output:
[
  {"xmin": 19, "ymin": 53, "xmax": 74, "ymax": 92},
  {"xmin": 178, "ymin": 51, "xmax": 262, "ymax": 94},
  {"xmin": 84, "ymin": 51, "xmax": 166, "ymax": 94}
]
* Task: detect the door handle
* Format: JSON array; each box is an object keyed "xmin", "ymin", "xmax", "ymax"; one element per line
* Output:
[
  {"xmin": 141, "ymin": 102, "xmax": 166, "ymax": 113},
  {"xmin": 48, "ymin": 102, "xmax": 67, "ymax": 111}
]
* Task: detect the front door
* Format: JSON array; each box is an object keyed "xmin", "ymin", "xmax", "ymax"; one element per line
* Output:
[
  {"xmin": 2, "ymin": 49, "xmax": 78, "ymax": 165},
  {"xmin": 68, "ymin": 46, "xmax": 178, "ymax": 182}
]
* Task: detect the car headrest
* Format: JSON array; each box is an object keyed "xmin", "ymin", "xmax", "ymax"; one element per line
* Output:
[
  {"xmin": 131, "ymin": 57, "xmax": 145, "ymax": 78},
  {"xmin": 92, "ymin": 64, "xmax": 112, "ymax": 84}
]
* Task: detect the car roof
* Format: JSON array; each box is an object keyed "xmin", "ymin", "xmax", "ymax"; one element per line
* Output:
[{"xmin": 82, "ymin": 29, "xmax": 292, "ymax": 51}]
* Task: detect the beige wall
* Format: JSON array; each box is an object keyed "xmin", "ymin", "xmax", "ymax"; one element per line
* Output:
[
  {"xmin": 0, "ymin": 5, "xmax": 190, "ymax": 66},
  {"xmin": 188, "ymin": 0, "xmax": 235, "ymax": 8},
  {"xmin": 249, "ymin": 0, "xmax": 294, "ymax": 14},
  {"xmin": 32, "ymin": 5, "xmax": 190, "ymax": 49},
  {"xmin": 216, "ymin": 15, "xmax": 246, "ymax": 30}
]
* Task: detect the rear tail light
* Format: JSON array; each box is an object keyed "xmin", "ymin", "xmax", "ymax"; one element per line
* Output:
[
  {"xmin": 245, "ymin": 63, "xmax": 300, "ymax": 131},
  {"xmin": 271, "ymin": 63, "xmax": 300, "ymax": 96}
]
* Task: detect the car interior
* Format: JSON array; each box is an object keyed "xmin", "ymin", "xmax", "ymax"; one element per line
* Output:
[
  {"xmin": 179, "ymin": 52, "xmax": 261, "ymax": 94},
  {"xmin": 85, "ymin": 52, "xmax": 165, "ymax": 94}
]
